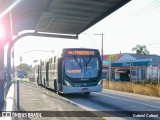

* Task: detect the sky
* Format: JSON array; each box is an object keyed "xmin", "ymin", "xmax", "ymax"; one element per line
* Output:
[{"xmin": 6, "ymin": 0, "xmax": 160, "ymax": 66}]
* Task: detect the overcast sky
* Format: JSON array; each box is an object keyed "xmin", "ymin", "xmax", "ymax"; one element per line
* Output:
[{"xmin": 8, "ymin": 0, "xmax": 160, "ymax": 66}]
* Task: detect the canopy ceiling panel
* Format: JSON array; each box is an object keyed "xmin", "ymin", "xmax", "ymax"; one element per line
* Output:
[{"xmin": 0, "ymin": 0, "xmax": 130, "ymax": 36}]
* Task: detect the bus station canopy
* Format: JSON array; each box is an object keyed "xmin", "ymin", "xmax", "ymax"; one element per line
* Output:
[{"xmin": 0, "ymin": 0, "xmax": 130, "ymax": 37}]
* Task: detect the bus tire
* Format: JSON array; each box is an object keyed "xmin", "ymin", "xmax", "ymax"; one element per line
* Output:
[
  {"xmin": 43, "ymin": 78, "xmax": 46, "ymax": 88},
  {"xmin": 84, "ymin": 92, "xmax": 90, "ymax": 95},
  {"xmin": 54, "ymin": 80, "xmax": 59, "ymax": 94}
]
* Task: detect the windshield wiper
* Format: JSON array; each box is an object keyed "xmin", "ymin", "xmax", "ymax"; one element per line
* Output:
[
  {"xmin": 84, "ymin": 56, "xmax": 93, "ymax": 73},
  {"xmin": 85, "ymin": 56, "xmax": 92, "ymax": 67},
  {"xmin": 73, "ymin": 55, "xmax": 82, "ymax": 70}
]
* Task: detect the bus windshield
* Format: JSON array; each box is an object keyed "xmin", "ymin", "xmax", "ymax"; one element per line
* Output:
[{"xmin": 64, "ymin": 56, "xmax": 100, "ymax": 79}]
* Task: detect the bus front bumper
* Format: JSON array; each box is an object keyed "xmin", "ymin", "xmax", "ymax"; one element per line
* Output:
[{"xmin": 62, "ymin": 85, "xmax": 102, "ymax": 94}]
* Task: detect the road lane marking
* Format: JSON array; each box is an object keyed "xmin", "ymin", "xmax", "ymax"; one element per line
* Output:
[
  {"xmin": 94, "ymin": 92, "xmax": 160, "ymax": 110},
  {"xmin": 57, "ymin": 96, "xmax": 126, "ymax": 120},
  {"xmin": 29, "ymin": 98, "xmax": 41, "ymax": 101},
  {"xmin": 57, "ymin": 94, "xmax": 97, "ymax": 111},
  {"xmin": 103, "ymin": 89, "xmax": 160, "ymax": 104},
  {"xmin": 57, "ymin": 95, "xmax": 129, "ymax": 120}
]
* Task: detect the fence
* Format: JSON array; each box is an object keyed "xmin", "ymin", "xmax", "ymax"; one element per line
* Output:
[{"xmin": 105, "ymin": 65, "xmax": 160, "ymax": 85}]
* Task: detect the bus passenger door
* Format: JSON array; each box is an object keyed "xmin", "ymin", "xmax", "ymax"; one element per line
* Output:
[
  {"xmin": 58, "ymin": 58, "xmax": 63, "ymax": 92},
  {"xmin": 46, "ymin": 62, "xmax": 49, "ymax": 87}
]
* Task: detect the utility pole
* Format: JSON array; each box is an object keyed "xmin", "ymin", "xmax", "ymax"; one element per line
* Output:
[
  {"xmin": 94, "ymin": 33, "xmax": 107, "ymax": 84},
  {"xmin": 94, "ymin": 33, "xmax": 111, "ymax": 89},
  {"xmin": 94, "ymin": 33, "xmax": 104, "ymax": 62}
]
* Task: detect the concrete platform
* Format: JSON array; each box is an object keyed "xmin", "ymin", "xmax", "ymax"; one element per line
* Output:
[{"xmin": 12, "ymin": 82, "xmax": 101, "ymax": 120}]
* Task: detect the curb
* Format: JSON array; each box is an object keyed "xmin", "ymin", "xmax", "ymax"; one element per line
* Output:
[{"xmin": 0, "ymin": 84, "xmax": 15, "ymax": 120}]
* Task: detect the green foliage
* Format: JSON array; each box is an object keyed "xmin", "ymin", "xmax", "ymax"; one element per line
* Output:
[
  {"xmin": 16, "ymin": 63, "xmax": 31, "ymax": 77},
  {"xmin": 132, "ymin": 44, "xmax": 149, "ymax": 55},
  {"xmin": 16, "ymin": 63, "xmax": 30, "ymax": 71}
]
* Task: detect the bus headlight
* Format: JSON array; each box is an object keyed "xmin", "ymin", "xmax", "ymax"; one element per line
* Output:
[
  {"xmin": 64, "ymin": 80, "xmax": 71, "ymax": 86},
  {"xmin": 98, "ymin": 79, "xmax": 103, "ymax": 85}
]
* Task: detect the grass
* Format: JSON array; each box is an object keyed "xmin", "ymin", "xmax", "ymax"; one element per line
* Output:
[
  {"xmin": 103, "ymin": 80, "xmax": 160, "ymax": 97},
  {"xmin": 11, "ymin": 78, "xmax": 29, "ymax": 84},
  {"xmin": 101, "ymin": 117, "xmax": 106, "ymax": 120}
]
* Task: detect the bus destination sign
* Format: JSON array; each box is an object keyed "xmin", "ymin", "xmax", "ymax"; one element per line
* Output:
[
  {"xmin": 67, "ymin": 50, "xmax": 95, "ymax": 55},
  {"xmin": 62, "ymin": 49, "xmax": 100, "ymax": 56}
]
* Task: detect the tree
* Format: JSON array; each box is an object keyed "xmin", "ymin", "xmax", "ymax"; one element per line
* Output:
[
  {"xmin": 132, "ymin": 44, "xmax": 149, "ymax": 55},
  {"xmin": 16, "ymin": 63, "xmax": 31, "ymax": 77}
]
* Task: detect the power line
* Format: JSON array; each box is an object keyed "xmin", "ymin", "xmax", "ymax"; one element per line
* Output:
[
  {"xmin": 135, "ymin": 0, "xmax": 160, "ymax": 16},
  {"xmin": 83, "ymin": 33, "xmax": 98, "ymax": 49},
  {"xmin": 136, "ymin": 0, "xmax": 158, "ymax": 13},
  {"xmin": 145, "ymin": 41, "xmax": 160, "ymax": 46},
  {"xmin": 139, "ymin": 4, "xmax": 160, "ymax": 15}
]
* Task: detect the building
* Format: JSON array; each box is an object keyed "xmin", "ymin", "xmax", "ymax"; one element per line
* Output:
[
  {"xmin": 102, "ymin": 54, "xmax": 122, "ymax": 79},
  {"xmin": 103, "ymin": 53, "xmax": 160, "ymax": 83}
]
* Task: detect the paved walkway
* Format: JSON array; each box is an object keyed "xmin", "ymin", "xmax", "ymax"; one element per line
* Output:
[{"xmin": 13, "ymin": 82, "xmax": 101, "ymax": 120}]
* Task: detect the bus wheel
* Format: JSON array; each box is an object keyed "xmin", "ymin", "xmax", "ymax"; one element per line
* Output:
[
  {"xmin": 54, "ymin": 81, "xmax": 59, "ymax": 95},
  {"xmin": 43, "ymin": 78, "xmax": 46, "ymax": 88},
  {"xmin": 84, "ymin": 92, "xmax": 90, "ymax": 95}
]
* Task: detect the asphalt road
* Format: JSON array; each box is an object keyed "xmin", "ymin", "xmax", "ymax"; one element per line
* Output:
[
  {"xmin": 11, "ymin": 82, "xmax": 160, "ymax": 120},
  {"xmin": 61, "ymin": 89, "xmax": 160, "ymax": 120}
]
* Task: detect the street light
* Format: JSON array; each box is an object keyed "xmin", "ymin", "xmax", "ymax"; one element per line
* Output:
[
  {"xmin": 16, "ymin": 50, "xmax": 54, "ymax": 79},
  {"xmin": 22, "ymin": 50, "xmax": 54, "ymax": 54},
  {"xmin": 19, "ymin": 50, "xmax": 54, "ymax": 64},
  {"xmin": 33, "ymin": 60, "xmax": 38, "ymax": 63}
]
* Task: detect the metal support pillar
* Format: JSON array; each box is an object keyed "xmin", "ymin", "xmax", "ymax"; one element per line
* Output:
[
  {"xmin": 0, "ymin": 43, "xmax": 4, "ymax": 109},
  {"xmin": 17, "ymin": 80, "xmax": 20, "ymax": 110},
  {"xmin": 6, "ymin": 45, "xmax": 11, "ymax": 90}
]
